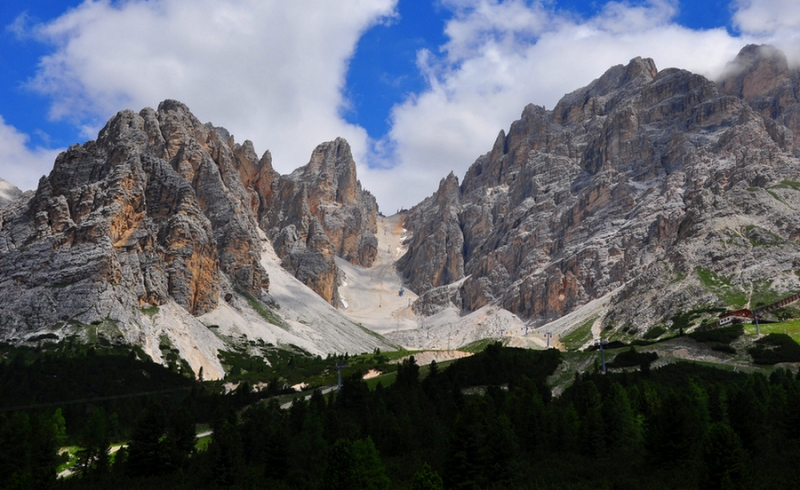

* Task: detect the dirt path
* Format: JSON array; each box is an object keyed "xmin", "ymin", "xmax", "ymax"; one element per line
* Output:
[{"xmin": 280, "ymin": 386, "xmax": 337, "ymax": 409}]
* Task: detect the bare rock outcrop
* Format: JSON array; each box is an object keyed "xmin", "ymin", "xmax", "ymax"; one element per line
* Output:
[
  {"xmin": 397, "ymin": 171, "xmax": 464, "ymax": 295},
  {"xmin": 0, "ymin": 101, "xmax": 270, "ymax": 337},
  {"xmin": 400, "ymin": 46, "xmax": 800, "ymax": 333},
  {"xmin": 258, "ymin": 138, "xmax": 378, "ymax": 305}
]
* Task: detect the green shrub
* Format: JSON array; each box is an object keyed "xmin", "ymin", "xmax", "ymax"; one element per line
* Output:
[
  {"xmin": 671, "ymin": 311, "xmax": 699, "ymax": 330},
  {"xmin": 608, "ymin": 347, "xmax": 658, "ymax": 369},
  {"xmin": 689, "ymin": 325, "xmax": 743, "ymax": 345},
  {"xmin": 773, "ymin": 306, "xmax": 800, "ymax": 321},
  {"xmin": 748, "ymin": 333, "xmax": 800, "ymax": 364},
  {"xmin": 643, "ymin": 326, "xmax": 666, "ymax": 340},
  {"xmin": 710, "ymin": 343, "xmax": 736, "ymax": 355}
]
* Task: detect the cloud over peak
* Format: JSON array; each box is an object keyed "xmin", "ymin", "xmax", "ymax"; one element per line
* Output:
[
  {"xmin": 4, "ymin": 0, "xmax": 800, "ymax": 213},
  {"xmin": 24, "ymin": 0, "xmax": 397, "ymax": 170}
]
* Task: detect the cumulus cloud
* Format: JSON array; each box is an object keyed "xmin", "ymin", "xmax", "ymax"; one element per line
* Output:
[
  {"xmin": 24, "ymin": 0, "xmax": 397, "ymax": 173},
  {"xmin": 11, "ymin": 0, "xmax": 800, "ymax": 214},
  {"xmin": 733, "ymin": 0, "xmax": 800, "ymax": 34},
  {"xmin": 733, "ymin": 0, "xmax": 800, "ymax": 64},
  {"xmin": 0, "ymin": 116, "xmax": 61, "ymax": 191}
]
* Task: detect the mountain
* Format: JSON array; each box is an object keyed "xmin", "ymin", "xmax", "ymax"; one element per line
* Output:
[
  {"xmin": 0, "ymin": 100, "xmax": 391, "ymax": 378},
  {"xmin": 0, "ymin": 178, "xmax": 22, "ymax": 207},
  {"xmin": 399, "ymin": 44, "xmax": 800, "ymax": 339},
  {"xmin": 4, "ymin": 44, "xmax": 800, "ymax": 371}
]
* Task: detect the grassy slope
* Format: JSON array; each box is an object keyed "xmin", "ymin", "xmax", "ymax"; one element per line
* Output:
[{"xmin": 744, "ymin": 320, "xmax": 800, "ymax": 342}]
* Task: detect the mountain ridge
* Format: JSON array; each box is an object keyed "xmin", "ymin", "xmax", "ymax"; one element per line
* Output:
[
  {"xmin": 399, "ymin": 44, "xmax": 800, "ymax": 338},
  {"xmin": 3, "ymin": 44, "xmax": 800, "ymax": 373}
]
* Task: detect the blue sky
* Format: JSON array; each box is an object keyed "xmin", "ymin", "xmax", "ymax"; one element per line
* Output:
[{"xmin": 1, "ymin": 0, "xmax": 798, "ymax": 212}]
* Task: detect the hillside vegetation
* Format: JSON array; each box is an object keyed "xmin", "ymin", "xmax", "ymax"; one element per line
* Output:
[{"xmin": 4, "ymin": 341, "xmax": 800, "ymax": 488}]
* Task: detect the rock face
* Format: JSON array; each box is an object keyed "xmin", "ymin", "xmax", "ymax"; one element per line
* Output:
[
  {"xmin": 0, "ymin": 101, "xmax": 384, "ymax": 374},
  {"xmin": 0, "ymin": 178, "xmax": 22, "ymax": 207},
  {"xmin": 399, "ymin": 45, "xmax": 800, "ymax": 333},
  {"xmin": 0, "ymin": 101, "xmax": 267, "ymax": 320},
  {"xmin": 257, "ymin": 138, "xmax": 379, "ymax": 305},
  {"xmin": 396, "ymin": 171, "xmax": 464, "ymax": 294},
  {"xmin": 719, "ymin": 44, "xmax": 800, "ymax": 154}
]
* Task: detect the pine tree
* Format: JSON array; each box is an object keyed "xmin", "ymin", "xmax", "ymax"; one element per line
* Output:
[
  {"xmin": 411, "ymin": 463, "xmax": 444, "ymax": 490},
  {"xmin": 126, "ymin": 404, "xmax": 169, "ymax": 477},
  {"xmin": 77, "ymin": 407, "xmax": 110, "ymax": 477},
  {"xmin": 51, "ymin": 408, "xmax": 67, "ymax": 447},
  {"xmin": 0, "ymin": 412, "xmax": 32, "ymax": 490},
  {"xmin": 29, "ymin": 412, "xmax": 58, "ymax": 489},
  {"xmin": 207, "ymin": 409, "xmax": 243, "ymax": 487},
  {"xmin": 700, "ymin": 422, "xmax": 748, "ymax": 490},
  {"xmin": 602, "ymin": 382, "xmax": 642, "ymax": 453},
  {"xmin": 322, "ymin": 437, "xmax": 390, "ymax": 490},
  {"xmin": 577, "ymin": 381, "xmax": 605, "ymax": 457},
  {"xmin": 396, "ymin": 356, "xmax": 420, "ymax": 388},
  {"xmin": 646, "ymin": 392, "xmax": 705, "ymax": 464},
  {"xmin": 165, "ymin": 407, "xmax": 196, "ymax": 470}
]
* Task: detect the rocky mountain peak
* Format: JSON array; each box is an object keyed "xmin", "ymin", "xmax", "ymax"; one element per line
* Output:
[
  {"xmin": 295, "ymin": 137, "xmax": 360, "ymax": 205},
  {"xmin": 718, "ymin": 44, "xmax": 800, "ymax": 153},
  {"xmin": 719, "ymin": 44, "xmax": 792, "ymax": 101},
  {"xmin": 255, "ymin": 137, "xmax": 378, "ymax": 305},
  {"xmin": 4, "ymin": 100, "xmax": 272, "ymax": 319},
  {"xmin": 627, "ymin": 56, "xmax": 658, "ymax": 80},
  {"xmin": 553, "ymin": 56, "xmax": 659, "ymax": 126},
  {"xmin": 436, "ymin": 172, "xmax": 461, "ymax": 204}
]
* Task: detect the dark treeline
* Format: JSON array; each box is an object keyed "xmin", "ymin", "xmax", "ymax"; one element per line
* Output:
[
  {"xmin": 0, "ymin": 347, "xmax": 199, "ymax": 443},
  {"xmin": 4, "ymin": 343, "xmax": 800, "ymax": 488}
]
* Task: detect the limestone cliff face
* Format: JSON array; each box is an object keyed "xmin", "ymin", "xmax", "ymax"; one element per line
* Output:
[
  {"xmin": 0, "ymin": 100, "xmax": 269, "ymax": 330},
  {"xmin": 257, "ymin": 138, "xmax": 378, "ymax": 305},
  {"xmin": 397, "ymin": 171, "xmax": 464, "ymax": 294},
  {"xmin": 719, "ymin": 44, "xmax": 800, "ymax": 154},
  {"xmin": 399, "ymin": 46, "xmax": 800, "ymax": 333}
]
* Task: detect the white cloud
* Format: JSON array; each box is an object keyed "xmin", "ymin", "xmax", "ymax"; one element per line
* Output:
[
  {"xmin": 12, "ymin": 0, "xmax": 800, "ymax": 214},
  {"xmin": 733, "ymin": 0, "xmax": 800, "ymax": 65},
  {"xmin": 0, "ymin": 116, "xmax": 62, "ymax": 191},
  {"xmin": 733, "ymin": 0, "xmax": 800, "ymax": 34},
  {"xmin": 6, "ymin": 12, "xmax": 32, "ymax": 39},
  {"xmin": 358, "ymin": 0, "xmax": 776, "ymax": 212},
  {"xmin": 24, "ymin": 0, "xmax": 397, "ymax": 176}
]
